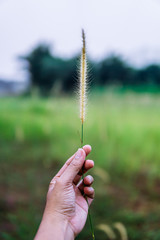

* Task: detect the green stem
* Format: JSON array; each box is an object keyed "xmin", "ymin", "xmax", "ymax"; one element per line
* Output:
[
  {"xmin": 81, "ymin": 123, "xmax": 83, "ymax": 148},
  {"xmin": 81, "ymin": 122, "xmax": 95, "ymax": 240}
]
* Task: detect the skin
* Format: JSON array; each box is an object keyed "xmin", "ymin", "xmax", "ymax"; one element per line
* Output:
[{"xmin": 34, "ymin": 145, "xmax": 95, "ymax": 240}]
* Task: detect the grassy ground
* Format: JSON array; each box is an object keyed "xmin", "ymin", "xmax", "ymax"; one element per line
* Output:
[{"xmin": 0, "ymin": 91, "xmax": 160, "ymax": 239}]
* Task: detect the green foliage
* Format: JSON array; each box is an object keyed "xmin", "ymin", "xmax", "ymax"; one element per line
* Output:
[
  {"xmin": 98, "ymin": 55, "xmax": 135, "ymax": 85},
  {"xmin": 20, "ymin": 44, "xmax": 78, "ymax": 95},
  {"xmin": 136, "ymin": 64, "xmax": 160, "ymax": 85},
  {"xmin": 0, "ymin": 92, "xmax": 160, "ymax": 175},
  {"xmin": 22, "ymin": 45, "xmax": 57, "ymax": 94},
  {"xmin": 0, "ymin": 92, "xmax": 160, "ymax": 239},
  {"xmin": 20, "ymin": 44, "xmax": 160, "ymax": 95}
]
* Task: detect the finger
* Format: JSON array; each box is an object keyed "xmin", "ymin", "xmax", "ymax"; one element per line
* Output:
[
  {"xmin": 61, "ymin": 148, "xmax": 86, "ymax": 183},
  {"xmin": 84, "ymin": 187, "xmax": 95, "ymax": 199},
  {"xmin": 78, "ymin": 175, "xmax": 94, "ymax": 191},
  {"xmin": 78, "ymin": 159, "xmax": 94, "ymax": 176},
  {"xmin": 52, "ymin": 145, "xmax": 91, "ymax": 180},
  {"xmin": 73, "ymin": 160, "xmax": 94, "ymax": 185},
  {"xmin": 82, "ymin": 145, "xmax": 92, "ymax": 156},
  {"xmin": 84, "ymin": 175, "xmax": 94, "ymax": 185},
  {"xmin": 73, "ymin": 175, "xmax": 81, "ymax": 185},
  {"xmin": 49, "ymin": 155, "xmax": 82, "ymax": 192},
  {"xmin": 55, "ymin": 154, "xmax": 75, "ymax": 178}
]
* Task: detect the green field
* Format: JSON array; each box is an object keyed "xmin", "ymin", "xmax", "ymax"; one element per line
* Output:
[{"xmin": 0, "ymin": 91, "xmax": 160, "ymax": 240}]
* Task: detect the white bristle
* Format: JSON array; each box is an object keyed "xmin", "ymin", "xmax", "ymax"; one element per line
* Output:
[{"xmin": 80, "ymin": 29, "xmax": 87, "ymax": 123}]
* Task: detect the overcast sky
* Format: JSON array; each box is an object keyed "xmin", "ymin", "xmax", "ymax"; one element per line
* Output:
[{"xmin": 1, "ymin": 0, "xmax": 160, "ymax": 80}]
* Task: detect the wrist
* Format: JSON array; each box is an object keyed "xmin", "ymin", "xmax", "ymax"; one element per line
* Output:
[{"xmin": 35, "ymin": 211, "xmax": 74, "ymax": 240}]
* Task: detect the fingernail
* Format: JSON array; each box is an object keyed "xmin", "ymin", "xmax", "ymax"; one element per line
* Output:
[
  {"xmin": 75, "ymin": 149, "xmax": 82, "ymax": 159},
  {"xmin": 89, "ymin": 187, "xmax": 94, "ymax": 193},
  {"xmin": 88, "ymin": 175, "xmax": 92, "ymax": 182}
]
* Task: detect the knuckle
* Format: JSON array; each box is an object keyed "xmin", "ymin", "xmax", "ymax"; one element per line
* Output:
[
  {"xmin": 50, "ymin": 176, "xmax": 58, "ymax": 183},
  {"xmin": 70, "ymin": 160, "xmax": 80, "ymax": 170},
  {"xmin": 55, "ymin": 178, "xmax": 63, "ymax": 187}
]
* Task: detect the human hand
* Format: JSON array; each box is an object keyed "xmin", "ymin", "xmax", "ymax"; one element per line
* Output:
[{"xmin": 35, "ymin": 145, "xmax": 94, "ymax": 240}]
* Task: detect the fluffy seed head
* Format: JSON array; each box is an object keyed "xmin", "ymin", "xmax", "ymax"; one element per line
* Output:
[{"xmin": 80, "ymin": 29, "xmax": 87, "ymax": 123}]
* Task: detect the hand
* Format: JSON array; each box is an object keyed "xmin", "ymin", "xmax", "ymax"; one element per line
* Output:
[{"xmin": 35, "ymin": 145, "xmax": 94, "ymax": 240}]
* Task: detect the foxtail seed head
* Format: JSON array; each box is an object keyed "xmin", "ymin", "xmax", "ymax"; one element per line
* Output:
[{"xmin": 80, "ymin": 29, "xmax": 87, "ymax": 124}]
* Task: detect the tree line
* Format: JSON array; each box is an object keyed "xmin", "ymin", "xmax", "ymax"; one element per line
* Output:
[{"xmin": 20, "ymin": 44, "xmax": 160, "ymax": 95}]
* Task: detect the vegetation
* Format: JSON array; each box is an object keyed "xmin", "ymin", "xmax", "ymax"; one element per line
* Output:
[
  {"xmin": 20, "ymin": 44, "xmax": 160, "ymax": 95},
  {"xmin": 0, "ymin": 91, "xmax": 160, "ymax": 240}
]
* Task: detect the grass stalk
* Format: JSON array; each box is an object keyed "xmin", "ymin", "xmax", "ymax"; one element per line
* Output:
[
  {"xmin": 79, "ymin": 29, "xmax": 95, "ymax": 240},
  {"xmin": 81, "ymin": 122, "xmax": 95, "ymax": 240}
]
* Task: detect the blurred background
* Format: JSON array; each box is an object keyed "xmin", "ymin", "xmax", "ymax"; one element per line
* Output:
[{"xmin": 0, "ymin": 0, "xmax": 160, "ymax": 239}]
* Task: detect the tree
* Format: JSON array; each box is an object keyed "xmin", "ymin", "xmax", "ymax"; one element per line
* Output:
[
  {"xmin": 98, "ymin": 55, "xmax": 135, "ymax": 86},
  {"xmin": 20, "ymin": 44, "xmax": 160, "ymax": 94},
  {"xmin": 136, "ymin": 64, "xmax": 160, "ymax": 85},
  {"xmin": 20, "ymin": 44, "xmax": 79, "ymax": 95}
]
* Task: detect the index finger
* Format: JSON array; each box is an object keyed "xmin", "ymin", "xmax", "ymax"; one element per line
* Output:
[{"xmin": 52, "ymin": 145, "xmax": 92, "ymax": 179}]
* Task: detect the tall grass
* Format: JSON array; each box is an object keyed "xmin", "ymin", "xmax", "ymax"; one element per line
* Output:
[
  {"xmin": 79, "ymin": 29, "xmax": 95, "ymax": 240},
  {"xmin": 1, "ymin": 91, "xmax": 160, "ymax": 240},
  {"xmin": 0, "ymin": 92, "xmax": 160, "ymax": 178}
]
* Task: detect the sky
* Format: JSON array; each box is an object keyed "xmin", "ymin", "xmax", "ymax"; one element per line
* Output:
[{"xmin": 1, "ymin": 0, "xmax": 160, "ymax": 80}]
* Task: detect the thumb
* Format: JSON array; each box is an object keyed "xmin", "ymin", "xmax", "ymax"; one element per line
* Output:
[{"xmin": 61, "ymin": 148, "xmax": 86, "ymax": 183}]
